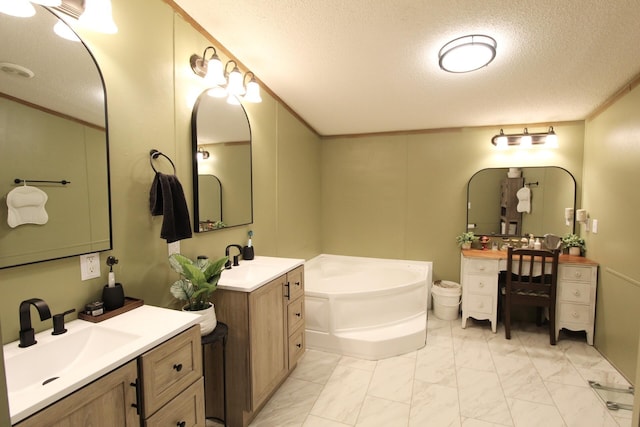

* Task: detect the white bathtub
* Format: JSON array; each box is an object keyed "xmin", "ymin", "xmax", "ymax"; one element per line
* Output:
[{"xmin": 304, "ymin": 254, "xmax": 432, "ymax": 360}]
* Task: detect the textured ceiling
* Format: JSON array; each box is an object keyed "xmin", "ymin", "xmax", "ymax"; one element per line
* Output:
[{"xmin": 175, "ymin": 0, "xmax": 640, "ymax": 136}]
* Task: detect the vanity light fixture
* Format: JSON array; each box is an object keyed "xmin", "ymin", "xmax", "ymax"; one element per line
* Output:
[
  {"xmin": 1, "ymin": 0, "xmax": 118, "ymax": 34},
  {"xmin": 491, "ymin": 127, "xmax": 559, "ymax": 149},
  {"xmin": 439, "ymin": 34, "xmax": 497, "ymax": 73},
  {"xmin": 190, "ymin": 46, "xmax": 262, "ymax": 104},
  {"xmin": 197, "ymin": 147, "xmax": 210, "ymax": 161}
]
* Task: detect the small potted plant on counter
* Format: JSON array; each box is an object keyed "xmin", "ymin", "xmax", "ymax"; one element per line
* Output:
[
  {"xmin": 562, "ymin": 233, "xmax": 585, "ymax": 256},
  {"xmin": 456, "ymin": 231, "xmax": 479, "ymax": 250},
  {"xmin": 169, "ymin": 253, "xmax": 228, "ymax": 335}
]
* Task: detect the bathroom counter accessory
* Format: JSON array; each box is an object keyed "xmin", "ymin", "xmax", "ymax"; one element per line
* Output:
[{"xmin": 78, "ymin": 297, "xmax": 144, "ymax": 323}]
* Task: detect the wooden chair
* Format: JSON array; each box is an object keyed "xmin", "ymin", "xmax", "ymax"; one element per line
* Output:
[{"xmin": 502, "ymin": 247, "xmax": 560, "ymax": 345}]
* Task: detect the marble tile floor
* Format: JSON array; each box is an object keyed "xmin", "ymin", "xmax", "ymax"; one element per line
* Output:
[{"xmin": 209, "ymin": 311, "xmax": 633, "ymax": 427}]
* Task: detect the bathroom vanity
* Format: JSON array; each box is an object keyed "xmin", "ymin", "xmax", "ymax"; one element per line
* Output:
[
  {"xmin": 211, "ymin": 256, "xmax": 305, "ymax": 427},
  {"xmin": 460, "ymin": 249, "xmax": 598, "ymax": 344},
  {"xmin": 4, "ymin": 305, "xmax": 203, "ymax": 426}
]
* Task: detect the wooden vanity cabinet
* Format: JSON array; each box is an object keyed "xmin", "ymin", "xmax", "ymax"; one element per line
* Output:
[
  {"xmin": 15, "ymin": 325, "xmax": 205, "ymax": 427},
  {"xmin": 139, "ymin": 325, "xmax": 205, "ymax": 426},
  {"xmin": 16, "ymin": 360, "xmax": 139, "ymax": 427},
  {"xmin": 212, "ymin": 264, "xmax": 305, "ymax": 427}
]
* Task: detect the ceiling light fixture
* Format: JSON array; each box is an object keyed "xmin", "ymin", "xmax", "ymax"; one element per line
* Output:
[
  {"xmin": 491, "ymin": 127, "xmax": 559, "ymax": 149},
  {"xmin": 439, "ymin": 34, "xmax": 497, "ymax": 73},
  {"xmin": 190, "ymin": 46, "xmax": 262, "ymax": 104}
]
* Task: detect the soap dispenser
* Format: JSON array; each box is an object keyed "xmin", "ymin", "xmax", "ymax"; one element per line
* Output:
[
  {"xmin": 102, "ymin": 256, "xmax": 125, "ymax": 311},
  {"xmin": 243, "ymin": 230, "xmax": 255, "ymax": 260}
]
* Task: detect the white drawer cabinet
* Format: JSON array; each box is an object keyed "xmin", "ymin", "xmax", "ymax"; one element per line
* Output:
[
  {"xmin": 461, "ymin": 256, "xmax": 499, "ymax": 333},
  {"xmin": 460, "ymin": 251, "xmax": 598, "ymax": 344},
  {"xmin": 556, "ymin": 264, "xmax": 597, "ymax": 345}
]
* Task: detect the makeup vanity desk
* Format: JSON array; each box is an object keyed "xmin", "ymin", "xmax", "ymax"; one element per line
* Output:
[{"xmin": 460, "ymin": 249, "xmax": 598, "ymax": 344}]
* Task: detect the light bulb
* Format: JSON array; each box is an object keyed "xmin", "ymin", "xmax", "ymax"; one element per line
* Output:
[
  {"xmin": 79, "ymin": 0, "xmax": 118, "ymax": 34},
  {"xmin": 227, "ymin": 66, "xmax": 245, "ymax": 96},
  {"xmin": 0, "ymin": 0, "xmax": 36, "ymax": 18},
  {"xmin": 520, "ymin": 129, "xmax": 532, "ymax": 147},
  {"xmin": 204, "ymin": 55, "xmax": 226, "ymax": 86},
  {"xmin": 243, "ymin": 78, "xmax": 262, "ymax": 103}
]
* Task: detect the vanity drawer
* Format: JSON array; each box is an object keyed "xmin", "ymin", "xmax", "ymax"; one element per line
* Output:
[
  {"xmin": 558, "ymin": 282, "xmax": 591, "ymax": 304},
  {"xmin": 465, "ymin": 294, "xmax": 493, "ymax": 314},
  {"xmin": 288, "ymin": 325, "xmax": 305, "ymax": 368},
  {"xmin": 465, "ymin": 259, "xmax": 498, "ymax": 275},
  {"xmin": 139, "ymin": 325, "xmax": 202, "ymax": 417},
  {"xmin": 465, "ymin": 275, "xmax": 497, "ymax": 295},
  {"xmin": 560, "ymin": 266, "xmax": 593, "ymax": 282},
  {"xmin": 287, "ymin": 297, "xmax": 305, "ymax": 335},
  {"xmin": 558, "ymin": 303, "xmax": 591, "ymax": 324},
  {"xmin": 287, "ymin": 266, "xmax": 305, "ymax": 301},
  {"xmin": 145, "ymin": 377, "xmax": 205, "ymax": 427}
]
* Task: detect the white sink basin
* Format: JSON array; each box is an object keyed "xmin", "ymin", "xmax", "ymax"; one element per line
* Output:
[
  {"xmin": 4, "ymin": 323, "xmax": 140, "ymax": 395},
  {"xmin": 3, "ymin": 305, "xmax": 202, "ymax": 424},
  {"xmin": 217, "ymin": 256, "xmax": 304, "ymax": 292}
]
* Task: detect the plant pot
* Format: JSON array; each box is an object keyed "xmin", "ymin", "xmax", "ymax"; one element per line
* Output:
[
  {"xmin": 569, "ymin": 247, "xmax": 581, "ymax": 256},
  {"xmin": 461, "ymin": 242, "xmax": 472, "ymax": 250},
  {"xmin": 183, "ymin": 302, "xmax": 217, "ymax": 335}
]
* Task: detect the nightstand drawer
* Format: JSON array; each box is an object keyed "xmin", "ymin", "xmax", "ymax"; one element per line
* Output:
[
  {"xmin": 465, "ymin": 275, "xmax": 497, "ymax": 295},
  {"xmin": 560, "ymin": 266, "xmax": 592, "ymax": 282},
  {"xmin": 465, "ymin": 294, "xmax": 493, "ymax": 314},
  {"xmin": 558, "ymin": 282, "xmax": 591, "ymax": 304},
  {"xmin": 558, "ymin": 303, "xmax": 591, "ymax": 324}
]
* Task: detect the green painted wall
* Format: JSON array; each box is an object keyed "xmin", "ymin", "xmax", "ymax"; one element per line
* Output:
[
  {"xmin": 321, "ymin": 123, "xmax": 585, "ymax": 283},
  {"xmin": 0, "ymin": 0, "xmax": 322, "ymax": 345},
  {"xmin": 584, "ymin": 84, "xmax": 640, "ymax": 380}
]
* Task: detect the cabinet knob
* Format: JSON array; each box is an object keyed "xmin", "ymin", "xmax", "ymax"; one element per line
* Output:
[
  {"xmin": 572, "ymin": 312, "xmax": 579, "ymax": 318},
  {"xmin": 295, "ymin": 281, "xmax": 301, "ymax": 287},
  {"xmin": 295, "ymin": 312, "xmax": 301, "ymax": 318},
  {"xmin": 574, "ymin": 271, "xmax": 582, "ymax": 278},
  {"xmin": 173, "ymin": 363, "xmax": 183, "ymax": 372},
  {"xmin": 478, "ymin": 266, "xmax": 486, "ymax": 271},
  {"xmin": 573, "ymin": 290, "xmax": 581, "ymax": 297},
  {"xmin": 479, "ymin": 282, "xmax": 484, "ymax": 288},
  {"xmin": 296, "ymin": 343, "xmax": 302, "ymax": 348},
  {"xmin": 177, "ymin": 422, "xmax": 186, "ymax": 427}
]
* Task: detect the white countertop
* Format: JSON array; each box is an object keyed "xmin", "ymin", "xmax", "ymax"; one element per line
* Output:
[
  {"xmin": 3, "ymin": 304, "xmax": 200, "ymax": 424},
  {"xmin": 217, "ymin": 256, "xmax": 304, "ymax": 292}
]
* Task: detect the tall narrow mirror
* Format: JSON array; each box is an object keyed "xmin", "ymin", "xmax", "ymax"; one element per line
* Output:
[
  {"xmin": 467, "ymin": 167, "xmax": 576, "ymax": 237},
  {"xmin": 191, "ymin": 92, "xmax": 252, "ymax": 232},
  {"xmin": 0, "ymin": 6, "xmax": 111, "ymax": 268}
]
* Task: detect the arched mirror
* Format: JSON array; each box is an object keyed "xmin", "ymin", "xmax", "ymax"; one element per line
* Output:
[
  {"xmin": 467, "ymin": 167, "xmax": 576, "ymax": 237},
  {"xmin": 191, "ymin": 91, "xmax": 253, "ymax": 232},
  {"xmin": 0, "ymin": 6, "xmax": 111, "ymax": 268}
]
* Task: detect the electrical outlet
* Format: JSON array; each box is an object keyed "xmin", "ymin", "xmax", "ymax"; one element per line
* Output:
[{"xmin": 80, "ymin": 253, "xmax": 101, "ymax": 281}]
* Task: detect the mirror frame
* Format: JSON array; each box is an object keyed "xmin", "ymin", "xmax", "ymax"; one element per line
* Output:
[
  {"xmin": 190, "ymin": 92, "xmax": 253, "ymax": 233},
  {"xmin": 0, "ymin": 6, "xmax": 112, "ymax": 269},
  {"xmin": 466, "ymin": 166, "xmax": 576, "ymax": 237}
]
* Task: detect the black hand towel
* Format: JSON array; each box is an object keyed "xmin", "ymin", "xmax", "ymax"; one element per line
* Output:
[{"xmin": 149, "ymin": 172, "xmax": 192, "ymax": 243}]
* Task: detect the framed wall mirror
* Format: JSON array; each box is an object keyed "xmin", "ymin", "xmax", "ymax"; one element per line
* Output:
[
  {"xmin": 0, "ymin": 6, "xmax": 112, "ymax": 269},
  {"xmin": 191, "ymin": 91, "xmax": 253, "ymax": 232},
  {"xmin": 467, "ymin": 167, "xmax": 576, "ymax": 237}
]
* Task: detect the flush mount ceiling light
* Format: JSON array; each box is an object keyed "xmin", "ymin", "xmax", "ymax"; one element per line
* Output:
[
  {"xmin": 439, "ymin": 34, "xmax": 497, "ymax": 73},
  {"xmin": 492, "ymin": 127, "xmax": 558, "ymax": 149},
  {"xmin": 190, "ymin": 46, "xmax": 262, "ymax": 104}
]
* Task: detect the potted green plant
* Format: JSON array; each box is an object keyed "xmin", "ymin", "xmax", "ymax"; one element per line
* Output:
[
  {"xmin": 456, "ymin": 231, "xmax": 479, "ymax": 250},
  {"xmin": 562, "ymin": 233, "xmax": 585, "ymax": 256},
  {"xmin": 169, "ymin": 253, "xmax": 228, "ymax": 334}
]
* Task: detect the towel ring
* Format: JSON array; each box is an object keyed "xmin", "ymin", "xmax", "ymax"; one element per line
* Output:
[{"xmin": 149, "ymin": 149, "xmax": 176, "ymax": 174}]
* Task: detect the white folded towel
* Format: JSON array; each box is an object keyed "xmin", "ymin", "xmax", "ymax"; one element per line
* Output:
[
  {"xmin": 516, "ymin": 186, "xmax": 531, "ymax": 213},
  {"xmin": 6, "ymin": 185, "xmax": 49, "ymax": 228}
]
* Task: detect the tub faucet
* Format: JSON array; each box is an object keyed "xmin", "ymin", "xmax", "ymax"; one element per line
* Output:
[
  {"xmin": 225, "ymin": 244, "xmax": 243, "ymax": 269},
  {"xmin": 19, "ymin": 298, "xmax": 52, "ymax": 348}
]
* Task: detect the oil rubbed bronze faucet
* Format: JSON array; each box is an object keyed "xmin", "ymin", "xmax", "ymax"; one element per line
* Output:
[
  {"xmin": 224, "ymin": 244, "xmax": 243, "ymax": 269},
  {"xmin": 19, "ymin": 298, "xmax": 52, "ymax": 348}
]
